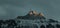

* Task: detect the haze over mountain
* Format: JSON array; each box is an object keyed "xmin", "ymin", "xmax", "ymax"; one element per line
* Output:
[{"xmin": 0, "ymin": 0, "xmax": 60, "ymax": 21}]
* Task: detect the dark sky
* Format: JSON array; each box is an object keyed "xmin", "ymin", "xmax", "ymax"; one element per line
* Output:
[{"xmin": 0, "ymin": 0, "xmax": 60, "ymax": 21}]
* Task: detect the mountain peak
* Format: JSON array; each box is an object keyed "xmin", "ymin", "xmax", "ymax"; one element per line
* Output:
[
  {"xmin": 38, "ymin": 12, "xmax": 44, "ymax": 16},
  {"xmin": 28, "ymin": 10, "xmax": 38, "ymax": 16},
  {"xmin": 17, "ymin": 10, "xmax": 46, "ymax": 19}
]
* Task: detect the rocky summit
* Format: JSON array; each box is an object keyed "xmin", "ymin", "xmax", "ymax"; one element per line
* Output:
[{"xmin": 0, "ymin": 10, "xmax": 60, "ymax": 28}]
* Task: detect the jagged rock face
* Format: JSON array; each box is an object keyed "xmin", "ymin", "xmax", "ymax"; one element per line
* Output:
[
  {"xmin": 16, "ymin": 10, "xmax": 58, "ymax": 20},
  {"xmin": 0, "ymin": 10, "xmax": 60, "ymax": 28},
  {"xmin": 17, "ymin": 15, "xmax": 46, "ymax": 20},
  {"xmin": 17, "ymin": 11, "xmax": 46, "ymax": 20},
  {"xmin": 28, "ymin": 11, "xmax": 38, "ymax": 16},
  {"xmin": 15, "ymin": 10, "xmax": 60, "ymax": 28}
]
